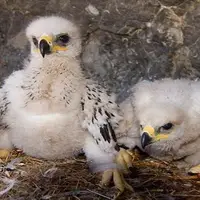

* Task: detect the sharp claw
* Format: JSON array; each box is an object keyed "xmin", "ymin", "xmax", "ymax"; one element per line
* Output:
[
  {"xmin": 122, "ymin": 151, "xmax": 133, "ymax": 169},
  {"xmin": 115, "ymin": 149, "xmax": 135, "ymax": 172},
  {"xmin": 0, "ymin": 149, "xmax": 10, "ymax": 159},
  {"xmin": 120, "ymin": 172, "xmax": 134, "ymax": 192},
  {"xmin": 101, "ymin": 168, "xmax": 133, "ymax": 198},
  {"xmin": 126, "ymin": 150, "xmax": 135, "ymax": 157},
  {"xmin": 116, "ymin": 151, "xmax": 128, "ymax": 172},
  {"xmin": 100, "ymin": 149, "xmax": 137, "ymax": 198},
  {"xmin": 113, "ymin": 169, "xmax": 133, "ymax": 198},
  {"xmin": 101, "ymin": 169, "xmax": 113, "ymax": 186},
  {"xmin": 113, "ymin": 169, "xmax": 125, "ymax": 193}
]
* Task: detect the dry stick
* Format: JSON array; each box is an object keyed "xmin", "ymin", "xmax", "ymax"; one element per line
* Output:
[
  {"xmin": 46, "ymin": 189, "xmax": 112, "ymax": 199},
  {"xmin": 50, "ymin": 190, "xmax": 90, "ymax": 198},
  {"xmin": 134, "ymin": 161, "xmax": 200, "ymax": 181},
  {"xmin": 87, "ymin": 189, "xmax": 112, "ymax": 200},
  {"xmin": 172, "ymin": 194, "xmax": 200, "ymax": 197},
  {"xmin": 168, "ymin": 175, "xmax": 199, "ymax": 180}
]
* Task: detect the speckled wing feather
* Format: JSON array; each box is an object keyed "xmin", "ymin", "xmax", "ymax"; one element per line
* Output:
[{"xmin": 82, "ymin": 81, "xmax": 122, "ymax": 153}]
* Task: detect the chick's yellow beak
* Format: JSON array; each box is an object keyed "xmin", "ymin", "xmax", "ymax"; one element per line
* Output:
[
  {"xmin": 141, "ymin": 125, "xmax": 169, "ymax": 148},
  {"xmin": 39, "ymin": 35, "xmax": 67, "ymax": 57},
  {"xmin": 40, "ymin": 35, "xmax": 53, "ymax": 44},
  {"xmin": 143, "ymin": 126, "xmax": 155, "ymax": 137},
  {"xmin": 141, "ymin": 126, "xmax": 155, "ymax": 148}
]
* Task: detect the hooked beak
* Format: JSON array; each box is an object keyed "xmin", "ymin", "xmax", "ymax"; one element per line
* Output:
[
  {"xmin": 38, "ymin": 34, "xmax": 67, "ymax": 57},
  {"xmin": 141, "ymin": 125, "xmax": 170, "ymax": 149},
  {"xmin": 141, "ymin": 132, "xmax": 152, "ymax": 149},
  {"xmin": 39, "ymin": 39, "xmax": 51, "ymax": 57},
  {"xmin": 39, "ymin": 35, "xmax": 53, "ymax": 57},
  {"xmin": 141, "ymin": 126, "xmax": 155, "ymax": 149}
]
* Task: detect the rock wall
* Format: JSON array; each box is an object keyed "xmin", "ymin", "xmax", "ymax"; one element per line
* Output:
[{"xmin": 0, "ymin": 0, "xmax": 200, "ymax": 102}]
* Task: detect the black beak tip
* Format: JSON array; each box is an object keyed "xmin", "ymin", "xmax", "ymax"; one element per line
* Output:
[
  {"xmin": 141, "ymin": 132, "xmax": 152, "ymax": 149},
  {"xmin": 39, "ymin": 39, "xmax": 51, "ymax": 58},
  {"xmin": 41, "ymin": 52, "xmax": 45, "ymax": 58}
]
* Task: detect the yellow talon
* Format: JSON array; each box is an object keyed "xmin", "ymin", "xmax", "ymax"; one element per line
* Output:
[
  {"xmin": 100, "ymin": 149, "xmax": 137, "ymax": 197},
  {"xmin": 101, "ymin": 168, "xmax": 133, "ymax": 198},
  {"xmin": 120, "ymin": 172, "xmax": 134, "ymax": 192},
  {"xmin": 113, "ymin": 169, "xmax": 133, "ymax": 198},
  {"xmin": 122, "ymin": 151, "xmax": 133, "ymax": 168},
  {"xmin": 0, "ymin": 149, "xmax": 10, "ymax": 159},
  {"xmin": 116, "ymin": 150, "xmax": 128, "ymax": 172},
  {"xmin": 115, "ymin": 149, "xmax": 134, "ymax": 173},
  {"xmin": 113, "ymin": 169, "xmax": 124, "ymax": 193},
  {"xmin": 126, "ymin": 150, "xmax": 135, "ymax": 157},
  {"xmin": 101, "ymin": 169, "xmax": 113, "ymax": 186}
]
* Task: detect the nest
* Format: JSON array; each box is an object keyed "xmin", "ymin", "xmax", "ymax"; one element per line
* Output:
[{"xmin": 0, "ymin": 149, "xmax": 200, "ymax": 200}]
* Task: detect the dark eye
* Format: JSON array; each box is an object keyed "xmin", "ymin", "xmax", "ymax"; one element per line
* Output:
[
  {"xmin": 32, "ymin": 37, "xmax": 38, "ymax": 47},
  {"xmin": 162, "ymin": 123, "xmax": 173, "ymax": 130},
  {"xmin": 140, "ymin": 125, "xmax": 143, "ymax": 129},
  {"xmin": 57, "ymin": 34, "xmax": 70, "ymax": 43}
]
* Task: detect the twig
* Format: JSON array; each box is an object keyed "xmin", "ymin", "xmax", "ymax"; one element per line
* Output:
[
  {"xmin": 73, "ymin": 196, "xmax": 81, "ymax": 200},
  {"xmin": 172, "ymin": 194, "xmax": 200, "ymax": 197},
  {"xmin": 87, "ymin": 189, "xmax": 112, "ymax": 200},
  {"xmin": 168, "ymin": 175, "xmax": 199, "ymax": 180},
  {"xmin": 51, "ymin": 190, "xmax": 90, "ymax": 197},
  {"xmin": 134, "ymin": 178, "xmax": 156, "ymax": 187}
]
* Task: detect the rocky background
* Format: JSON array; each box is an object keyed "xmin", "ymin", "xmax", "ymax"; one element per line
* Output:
[{"xmin": 0, "ymin": 0, "xmax": 200, "ymax": 102}]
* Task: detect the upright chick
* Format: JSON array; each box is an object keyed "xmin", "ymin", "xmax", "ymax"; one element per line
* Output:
[
  {"xmin": 0, "ymin": 16, "xmax": 139, "ymax": 194},
  {"xmin": 1, "ymin": 16, "xmax": 87, "ymax": 159},
  {"xmin": 132, "ymin": 78, "xmax": 200, "ymax": 173}
]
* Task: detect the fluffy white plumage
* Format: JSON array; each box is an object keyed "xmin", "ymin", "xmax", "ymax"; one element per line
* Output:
[
  {"xmin": 132, "ymin": 78, "xmax": 200, "ymax": 170},
  {"xmin": 0, "ymin": 16, "xmax": 140, "ymax": 180},
  {"xmin": 1, "ymin": 16, "xmax": 86, "ymax": 159}
]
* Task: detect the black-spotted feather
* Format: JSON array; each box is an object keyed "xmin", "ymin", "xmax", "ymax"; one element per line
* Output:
[{"xmin": 82, "ymin": 82, "xmax": 122, "ymax": 153}]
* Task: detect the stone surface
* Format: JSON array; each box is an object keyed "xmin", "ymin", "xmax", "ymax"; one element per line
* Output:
[{"xmin": 0, "ymin": 0, "xmax": 200, "ymax": 101}]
